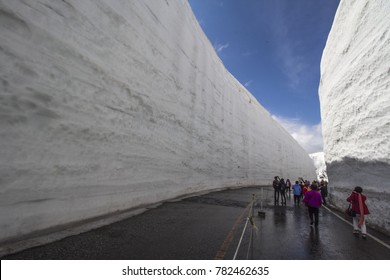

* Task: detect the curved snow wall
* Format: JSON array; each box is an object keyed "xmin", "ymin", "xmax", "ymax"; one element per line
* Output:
[
  {"xmin": 0, "ymin": 0, "xmax": 316, "ymax": 243},
  {"xmin": 319, "ymin": 0, "xmax": 390, "ymax": 234}
]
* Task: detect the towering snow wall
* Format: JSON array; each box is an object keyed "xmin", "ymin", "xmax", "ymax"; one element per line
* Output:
[
  {"xmin": 309, "ymin": 152, "xmax": 327, "ymax": 181},
  {"xmin": 0, "ymin": 0, "xmax": 316, "ymax": 243},
  {"xmin": 319, "ymin": 0, "xmax": 390, "ymax": 234}
]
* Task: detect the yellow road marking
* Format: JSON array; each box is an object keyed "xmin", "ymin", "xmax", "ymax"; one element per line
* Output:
[{"xmin": 214, "ymin": 201, "xmax": 252, "ymax": 260}]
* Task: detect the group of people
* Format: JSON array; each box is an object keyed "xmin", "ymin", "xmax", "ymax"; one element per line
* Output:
[
  {"xmin": 272, "ymin": 176, "xmax": 290, "ymax": 206},
  {"xmin": 272, "ymin": 176, "xmax": 370, "ymax": 239},
  {"xmin": 272, "ymin": 177, "xmax": 328, "ymax": 207}
]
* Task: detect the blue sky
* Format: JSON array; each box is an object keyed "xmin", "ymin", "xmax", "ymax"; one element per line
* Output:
[{"xmin": 188, "ymin": 0, "xmax": 340, "ymax": 153}]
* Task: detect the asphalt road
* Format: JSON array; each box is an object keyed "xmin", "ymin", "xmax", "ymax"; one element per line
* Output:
[{"xmin": 2, "ymin": 186, "xmax": 390, "ymax": 259}]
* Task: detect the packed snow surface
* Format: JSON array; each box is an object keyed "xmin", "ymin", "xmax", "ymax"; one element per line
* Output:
[
  {"xmin": 0, "ymin": 0, "xmax": 316, "ymax": 243},
  {"xmin": 319, "ymin": 0, "xmax": 390, "ymax": 234}
]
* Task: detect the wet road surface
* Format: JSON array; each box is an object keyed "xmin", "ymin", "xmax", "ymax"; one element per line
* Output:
[{"xmin": 2, "ymin": 186, "xmax": 390, "ymax": 259}]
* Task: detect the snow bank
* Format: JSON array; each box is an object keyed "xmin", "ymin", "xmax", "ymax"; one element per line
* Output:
[
  {"xmin": 319, "ymin": 0, "xmax": 390, "ymax": 234},
  {"xmin": 0, "ymin": 0, "xmax": 316, "ymax": 243}
]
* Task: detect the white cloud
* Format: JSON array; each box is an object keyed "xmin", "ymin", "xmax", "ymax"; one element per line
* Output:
[
  {"xmin": 244, "ymin": 80, "xmax": 253, "ymax": 87},
  {"xmin": 214, "ymin": 43, "xmax": 229, "ymax": 53},
  {"xmin": 272, "ymin": 115, "xmax": 323, "ymax": 153}
]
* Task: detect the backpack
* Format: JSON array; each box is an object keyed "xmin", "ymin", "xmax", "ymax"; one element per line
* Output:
[{"xmin": 280, "ymin": 181, "xmax": 286, "ymax": 191}]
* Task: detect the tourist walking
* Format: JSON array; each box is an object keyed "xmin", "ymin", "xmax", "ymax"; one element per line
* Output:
[
  {"xmin": 279, "ymin": 178, "xmax": 287, "ymax": 206},
  {"xmin": 302, "ymin": 184, "xmax": 322, "ymax": 226},
  {"xmin": 302, "ymin": 182, "xmax": 309, "ymax": 198},
  {"xmin": 286, "ymin": 179, "xmax": 292, "ymax": 197},
  {"xmin": 299, "ymin": 180, "xmax": 304, "ymax": 199},
  {"xmin": 273, "ymin": 176, "xmax": 281, "ymax": 205},
  {"xmin": 292, "ymin": 181, "xmax": 302, "ymax": 205},
  {"xmin": 346, "ymin": 186, "xmax": 370, "ymax": 239},
  {"xmin": 320, "ymin": 180, "xmax": 328, "ymax": 206}
]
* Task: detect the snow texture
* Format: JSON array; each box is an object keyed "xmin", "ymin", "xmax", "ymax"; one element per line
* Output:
[
  {"xmin": 309, "ymin": 152, "xmax": 327, "ymax": 181},
  {"xmin": 0, "ymin": 0, "xmax": 316, "ymax": 243},
  {"xmin": 319, "ymin": 0, "xmax": 390, "ymax": 234}
]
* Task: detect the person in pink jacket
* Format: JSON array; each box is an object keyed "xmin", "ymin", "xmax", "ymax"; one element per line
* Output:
[
  {"xmin": 302, "ymin": 184, "xmax": 322, "ymax": 227},
  {"xmin": 346, "ymin": 186, "xmax": 370, "ymax": 239}
]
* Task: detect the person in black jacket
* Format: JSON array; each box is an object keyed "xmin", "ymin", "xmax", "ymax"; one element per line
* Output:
[
  {"xmin": 279, "ymin": 178, "xmax": 287, "ymax": 206},
  {"xmin": 320, "ymin": 180, "xmax": 328, "ymax": 206},
  {"xmin": 273, "ymin": 176, "xmax": 281, "ymax": 205}
]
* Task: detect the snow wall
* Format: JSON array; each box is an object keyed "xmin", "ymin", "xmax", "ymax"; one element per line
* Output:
[
  {"xmin": 309, "ymin": 152, "xmax": 327, "ymax": 181},
  {"xmin": 0, "ymin": 0, "xmax": 316, "ymax": 243},
  {"xmin": 319, "ymin": 0, "xmax": 390, "ymax": 234}
]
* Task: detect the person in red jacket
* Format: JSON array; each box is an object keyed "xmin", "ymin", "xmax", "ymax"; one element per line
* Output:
[{"xmin": 346, "ymin": 186, "xmax": 370, "ymax": 239}]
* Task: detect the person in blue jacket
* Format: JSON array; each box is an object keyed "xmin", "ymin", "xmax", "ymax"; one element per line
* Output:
[{"xmin": 292, "ymin": 181, "xmax": 302, "ymax": 205}]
